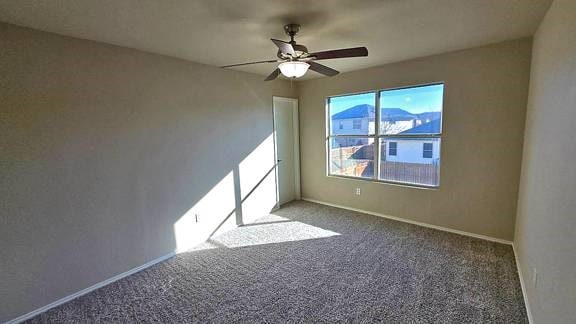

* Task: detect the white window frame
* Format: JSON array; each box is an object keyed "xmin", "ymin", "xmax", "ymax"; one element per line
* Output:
[{"xmin": 326, "ymin": 83, "xmax": 443, "ymax": 189}]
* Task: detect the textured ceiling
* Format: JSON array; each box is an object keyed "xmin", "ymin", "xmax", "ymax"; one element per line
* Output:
[{"xmin": 0, "ymin": 0, "xmax": 552, "ymax": 80}]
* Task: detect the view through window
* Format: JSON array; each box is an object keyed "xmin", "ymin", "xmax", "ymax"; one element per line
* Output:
[{"xmin": 327, "ymin": 83, "xmax": 443, "ymax": 187}]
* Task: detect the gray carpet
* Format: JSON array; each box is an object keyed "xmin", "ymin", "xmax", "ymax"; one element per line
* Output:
[{"xmin": 27, "ymin": 201, "xmax": 527, "ymax": 323}]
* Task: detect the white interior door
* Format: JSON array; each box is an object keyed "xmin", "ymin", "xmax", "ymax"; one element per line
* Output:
[{"xmin": 273, "ymin": 97, "xmax": 300, "ymax": 206}]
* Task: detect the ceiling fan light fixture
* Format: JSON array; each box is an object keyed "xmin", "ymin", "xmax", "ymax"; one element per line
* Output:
[
  {"xmin": 278, "ymin": 61, "xmax": 309, "ymax": 78},
  {"xmin": 221, "ymin": 25, "xmax": 368, "ymax": 81}
]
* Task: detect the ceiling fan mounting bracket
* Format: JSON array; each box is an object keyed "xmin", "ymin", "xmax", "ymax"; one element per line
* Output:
[{"xmin": 284, "ymin": 24, "xmax": 300, "ymax": 42}]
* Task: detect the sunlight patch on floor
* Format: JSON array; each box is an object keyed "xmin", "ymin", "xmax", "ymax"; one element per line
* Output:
[
  {"xmin": 189, "ymin": 213, "xmax": 340, "ymax": 250},
  {"xmin": 211, "ymin": 218, "xmax": 340, "ymax": 248}
]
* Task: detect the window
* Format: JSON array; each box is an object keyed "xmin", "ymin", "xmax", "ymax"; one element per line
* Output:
[
  {"xmin": 328, "ymin": 92, "xmax": 375, "ymax": 179},
  {"xmin": 423, "ymin": 143, "xmax": 433, "ymax": 158},
  {"xmin": 327, "ymin": 83, "xmax": 443, "ymax": 187},
  {"xmin": 388, "ymin": 142, "xmax": 397, "ymax": 156},
  {"xmin": 339, "ymin": 121, "xmax": 344, "ymax": 130}
]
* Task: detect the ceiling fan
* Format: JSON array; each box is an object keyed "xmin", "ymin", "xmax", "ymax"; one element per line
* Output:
[{"xmin": 221, "ymin": 24, "xmax": 368, "ymax": 81}]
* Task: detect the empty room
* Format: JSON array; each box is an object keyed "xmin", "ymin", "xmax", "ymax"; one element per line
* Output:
[{"xmin": 1, "ymin": 0, "xmax": 575, "ymax": 323}]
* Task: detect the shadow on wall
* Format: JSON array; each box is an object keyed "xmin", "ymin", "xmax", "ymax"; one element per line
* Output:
[
  {"xmin": 0, "ymin": 22, "xmax": 305, "ymax": 322},
  {"xmin": 173, "ymin": 133, "xmax": 279, "ymax": 253}
]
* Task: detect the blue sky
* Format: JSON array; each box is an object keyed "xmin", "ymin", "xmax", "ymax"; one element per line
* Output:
[{"xmin": 329, "ymin": 84, "xmax": 444, "ymax": 115}]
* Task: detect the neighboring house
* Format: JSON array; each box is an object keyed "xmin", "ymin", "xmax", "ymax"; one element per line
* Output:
[
  {"xmin": 380, "ymin": 108, "xmax": 427, "ymax": 134},
  {"xmin": 331, "ymin": 104, "xmax": 375, "ymax": 133},
  {"xmin": 331, "ymin": 104, "xmax": 439, "ymax": 136},
  {"xmin": 383, "ymin": 119, "xmax": 441, "ymax": 164},
  {"xmin": 382, "ymin": 139, "xmax": 440, "ymax": 165},
  {"xmin": 331, "ymin": 104, "xmax": 441, "ymax": 165}
]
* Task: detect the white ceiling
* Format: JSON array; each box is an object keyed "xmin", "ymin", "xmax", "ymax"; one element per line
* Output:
[{"xmin": 0, "ymin": 0, "xmax": 552, "ymax": 80}]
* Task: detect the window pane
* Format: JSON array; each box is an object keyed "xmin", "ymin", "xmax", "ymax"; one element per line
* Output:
[
  {"xmin": 329, "ymin": 137, "xmax": 374, "ymax": 179},
  {"xmin": 379, "ymin": 84, "xmax": 443, "ymax": 135},
  {"xmin": 388, "ymin": 142, "xmax": 397, "ymax": 156},
  {"xmin": 379, "ymin": 137, "xmax": 440, "ymax": 187},
  {"xmin": 422, "ymin": 143, "xmax": 433, "ymax": 158},
  {"xmin": 329, "ymin": 92, "xmax": 376, "ymax": 135}
]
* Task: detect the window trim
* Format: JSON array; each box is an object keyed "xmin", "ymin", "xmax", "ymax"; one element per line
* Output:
[{"xmin": 325, "ymin": 82, "xmax": 444, "ymax": 189}]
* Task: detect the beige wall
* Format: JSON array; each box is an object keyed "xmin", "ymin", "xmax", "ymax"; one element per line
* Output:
[
  {"xmin": 4, "ymin": 15, "xmax": 564, "ymax": 322},
  {"xmin": 298, "ymin": 39, "xmax": 532, "ymax": 241},
  {"xmin": 0, "ymin": 22, "xmax": 295, "ymax": 321},
  {"xmin": 515, "ymin": 0, "xmax": 576, "ymax": 323}
]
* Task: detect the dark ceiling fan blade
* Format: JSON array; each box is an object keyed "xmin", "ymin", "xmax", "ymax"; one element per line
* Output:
[
  {"xmin": 264, "ymin": 68, "xmax": 281, "ymax": 81},
  {"xmin": 309, "ymin": 47, "xmax": 368, "ymax": 60},
  {"xmin": 271, "ymin": 39, "xmax": 295, "ymax": 55},
  {"xmin": 221, "ymin": 59, "xmax": 278, "ymax": 68},
  {"xmin": 308, "ymin": 61, "xmax": 339, "ymax": 77}
]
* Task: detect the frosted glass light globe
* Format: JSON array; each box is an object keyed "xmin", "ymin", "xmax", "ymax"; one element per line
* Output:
[{"xmin": 278, "ymin": 61, "xmax": 310, "ymax": 78}]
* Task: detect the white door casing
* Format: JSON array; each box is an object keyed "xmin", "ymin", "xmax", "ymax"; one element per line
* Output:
[{"xmin": 273, "ymin": 97, "xmax": 300, "ymax": 206}]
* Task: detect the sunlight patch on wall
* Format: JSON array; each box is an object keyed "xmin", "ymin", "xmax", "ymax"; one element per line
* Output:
[
  {"xmin": 241, "ymin": 168, "xmax": 277, "ymax": 225},
  {"xmin": 174, "ymin": 133, "xmax": 282, "ymax": 253},
  {"xmin": 239, "ymin": 134, "xmax": 276, "ymax": 200},
  {"xmin": 239, "ymin": 134, "xmax": 278, "ymax": 224},
  {"xmin": 174, "ymin": 171, "xmax": 236, "ymax": 253}
]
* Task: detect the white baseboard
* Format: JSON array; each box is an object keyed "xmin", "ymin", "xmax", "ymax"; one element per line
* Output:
[
  {"xmin": 6, "ymin": 251, "xmax": 176, "ymax": 324},
  {"xmin": 301, "ymin": 197, "xmax": 513, "ymax": 245},
  {"xmin": 512, "ymin": 243, "xmax": 533, "ymax": 323}
]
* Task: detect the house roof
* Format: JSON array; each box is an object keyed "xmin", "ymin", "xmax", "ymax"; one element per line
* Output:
[
  {"xmin": 332, "ymin": 105, "xmax": 415, "ymax": 121},
  {"xmin": 331, "ymin": 104, "xmax": 375, "ymax": 120},
  {"xmin": 399, "ymin": 118, "xmax": 442, "ymax": 134},
  {"xmin": 381, "ymin": 108, "xmax": 416, "ymax": 121}
]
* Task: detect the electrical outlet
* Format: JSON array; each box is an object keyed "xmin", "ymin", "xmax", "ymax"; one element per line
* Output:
[
  {"xmin": 355, "ymin": 188, "xmax": 361, "ymax": 196},
  {"xmin": 532, "ymin": 268, "xmax": 538, "ymax": 288}
]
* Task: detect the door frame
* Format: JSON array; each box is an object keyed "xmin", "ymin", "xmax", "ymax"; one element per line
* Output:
[{"xmin": 272, "ymin": 96, "xmax": 301, "ymax": 207}]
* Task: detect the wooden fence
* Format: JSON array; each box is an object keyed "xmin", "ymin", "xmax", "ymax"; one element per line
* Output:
[
  {"xmin": 379, "ymin": 161, "xmax": 439, "ymax": 186},
  {"xmin": 330, "ymin": 145, "xmax": 373, "ymax": 178},
  {"xmin": 330, "ymin": 145, "xmax": 439, "ymax": 185}
]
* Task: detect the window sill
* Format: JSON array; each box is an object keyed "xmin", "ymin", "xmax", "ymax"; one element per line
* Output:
[{"xmin": 326, "ymin": 174, "xmax": 440, "ymax": 190}]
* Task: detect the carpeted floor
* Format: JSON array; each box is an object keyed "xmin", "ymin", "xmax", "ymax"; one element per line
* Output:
[{"xmin": 27, "ymin": 201, "xmax": 527, "ymax": 323}]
